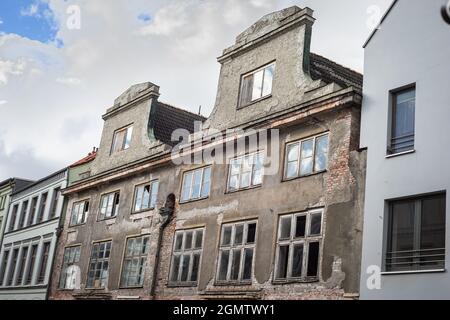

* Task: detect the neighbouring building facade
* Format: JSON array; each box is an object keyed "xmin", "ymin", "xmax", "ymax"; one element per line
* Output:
[
  {"xmin": 0, "ymin": 179, "xmax": 34, "ymax": 248},
  {"xmin": 48, "ymin": 6, "xmax": 366, "ymax": 301},
  {"xmin": 359, "ymin": 0, "xmax": 450, "ymax": 299},
  {"xmin": 0, "ymin": 170, "xmax": 67, "ymax": 299}
]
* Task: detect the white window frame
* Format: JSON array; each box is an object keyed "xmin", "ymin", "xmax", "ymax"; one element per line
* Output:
[
  {"xmin": 239, "ymin": 62, "xmax": 276, "ymax": 107},
  {"xmin": 98, "ymin": 191, "xmax": 120, "ymax": 221},
  {"xmin": 86, "ymin": 241, "xmax": 112, "ymax": 289},
  {"xmin": 274, "ymin": 209, "xmax": 324, "ymax": 282},
  {"xmin": 132, "ymin": 180, "xmax": 159, "ymax": 213},
  {"xmin": 169, "ymin": 228, "xmax": 204, "ymax": 286},
  {"xmin": 227, "ymin": 152, "xmax": 264, "ymax": 192},
  {"xmin": 216, "ymin": 220, "xmax": 257, "ymax": 284},
  {"xmin": 120, "ymin": 235, "xmax": 150, "ymax": 288},
  {"xmin": 111, "ymin": 125, "xmax": 133, "ymax": 155},
  {"xmin": 284, "ymin": 133, "xmax": 329, "ymax": 180},
  {"xmin": 59, "ymin": 245, "xmax": 81, "ymax": 289},
  {"xmin": 180, "ymin": 167, "xmax": 212, "ymax": 203},
  {"xmin": 70, "ymin": 199, "xmax": 90, "ymax": 226}
]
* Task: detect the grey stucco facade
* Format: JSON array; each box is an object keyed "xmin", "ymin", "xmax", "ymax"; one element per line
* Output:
[{"xmin": 359, "ymin": 0, "xmax": 450, "ymax": 299}]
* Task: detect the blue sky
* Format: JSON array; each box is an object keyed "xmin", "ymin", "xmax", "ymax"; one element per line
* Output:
[{"xmin": 0, "ymin": 0, "xmax": 58, "ymax": 43}]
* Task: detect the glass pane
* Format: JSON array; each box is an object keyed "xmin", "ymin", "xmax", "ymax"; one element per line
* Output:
[
  {"xmin": 262, "ymin": 64, "xmax": 275, "ymax": 97},
  {"xmin": 230, "ymin": 249, "xmax": 241, "ymax": 280},
  {"xmin": 191, "ymin": 253, "xmax": 201, "ymax": 282},
  {"xmin": 218, "ymin": 250, "xmax": 230, "ymax": 281},
  {"xmin": 252, "ymin": 70, "xmax": 264, "ymax": 101},
  {"xmin": 180, "ymin": 255, "xmax": 190, "ymax": 282},
  {"xmin": 287, "ymin": 144, "xmax": 299, "ymax": 163},
  {"xmin": 295, "ymin": 215, "xmax": 306, "ymax": 238},
  {"xmin": 201, "ymin": 167, "xmax": 211, "ymax": 198},
  {"xmin": 150, "ymin": 181, "xmax": 159, "ymax": 208},
  {"xmin": 124, "ymin": 127, "xmax": 133, "ymax": 149},
  {"xmin": 194, "ymin": 230, "xmax": 203, "ymax": 249},
  {"xmin": 222, "ymin": 226, "xmax": 232, "ymax": 246},
  {"xmin": 229, "ymin": 175, "xmax": 239, "ymax": 191},
  {"xmin": 310, "ymin": 213, "xmax": 322, "ymax": 236},
  {"xmin": 301, "ymin": 139, "xmax": 314, "ymax": 158},
  {"xmin": 246, "ymin": 223, "xmax": 256, "ymax": 244},
  {"xmin": 181, "ymin": 173, "xmax": 192, "ymax": 201},
  {"xmin": 240, "ymin": 75, "xmax": 253, "ymax": 106},
  {"xmin": 315, "ymin": 135, "xmax": 329, "ymax": 172},
  {"xmin": 240, "ymin": 172, "xmax": 251, "ymax": 188},
  {"xmin": 279, "ymin": 216, "xmax": 291, "ymax": 240},
  {"xmin": 314, "ymin": 153, "xmax": 328, "ymax": 172},
  {"xmin": 134, "ymin": 186, "xmax": 144, "ymax": 212},
  {"xmin": 174, "ymin": 233, "xmax": 183, "ymax": 251},
  {"xmin": 300, "ymin": 158, "xmax": 313, "ymax": 176},
  {"xmin": 252, "ymin": 169, "xmax": 262, "ymax": 186},
  {"xmin": 292, "ymin": 243, "xmax": 304, "ymax": 277},
  {"xmin": 230, "ymin": 159, "xmax": 241, "ymax": 175},
  {"xmin": 389, "ymin": 200, "xmax": 415, "ymax": 253},
  {"xmin": 234, "ymin": 225, "xmax": 244, "ymax": 245},
  {"xmin": 286, "ymin": 162, "xmax": 298, "ymax": 179},
  {"xmin": 170, "ymin": 255, "xmax": 180, "ymax": 282},
  {"xmin": 276, "ymin": 245, "xmax": 289, "ymax": 279},
  {"xmin": 242, "ymin": 248, "xmax": 254, "ymax": 280},
  {"xmin": 141, "ymin": 185, "xmax": 150, "ymax": 210},
  {"xmin": 394, "ymin": 89, "xmax": 415, "ymax": 138},
  {"xmin": 184, "ymin": 232, "xmax": 193, "ymax": 250},
  {"xmin": 307, "ymin": 242, "xmax": 320, "ymax": 277},
  {"xmin": 191, "ymin": 170, "xmax": 202, "ymax": 199}
]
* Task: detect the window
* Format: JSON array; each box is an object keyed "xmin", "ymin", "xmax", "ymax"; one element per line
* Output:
[
  {"xmin": 0, "ymin": 195, "xmax": 6, "ymax": 210},
  {"xmin": 87, "ymin": 241, "xmax": 111, "ymax": 289},
  {"xmin": 98, "ymin": 191, "xmax": 120, "ymax": 220},
  {"xmin": 120, "ymin": 236, "xmax": 150, "ymax": 288},
  {"xmin": 111, "ymin": 125, "xmax": 133, "ymax": 154},
  {"xmin": 18, "ymin": 201, "xmax": 28, "ymax": 229},
  {"xmin": 169, "ymin": 229, "xmax": 204, "ymax": 286},
  {"xmin": 180, "ymin": 167, "xmax": 211, "ymax": 203},
  {"xmin": 49, "ymin": 187, "xmax": 61, "ymax": 218},
  {"xmin": 275, "ymin": 210, "xmax": 323, "ymax": 281},
  {"xmin": 70, "ymin": 200, "xmax": 90, "ymax": 226},
  {"xmin": 284, "ymin": 134, "xmax": 329, "ymax": 180},
  {"xmin": 0, "ymin": 250, "xmax": 10, "ymax": 286},
  {"xmin": 28, "ymin": 197, "xmax": 38, "ymax": 226},
  {"xmin": 36, "ymin": 193, "xmax": 48, "ymax": 223},
  {"xmin": 217, "ymin": 221, "xmax": 257, "ymax": 284},
  {"xmin": 37, "ymin": 242, "xmax": 51, "ymax": 284},
  {"xmin": 389, "ymin": 86, "xmax": 415, "ymax": 154},
  {"xmin": 239, "ymin": 63, "xmax": 275, "ymax": 107},
  {"xmin": 385, "ymin": 193, "xmax": 446, "ymax": 272},
  {"xmin": 6, "ymin": 248, "xmax": 19, "ymax": 286},
  {"xmin": 9, "ymin": 204, "xmax": 18, "ymax": 231},
  {"xmin": 16, "ymin": 246, "xmax": 29, "ymax": 285},
  {"xmin": 24, "ymin": 244, "xmax": 38, "ymax": 285},
  {"xmin": 133, "ymin": 181, "xmax": 159, "ymax": 213},
  {"xmin": 227, "ymin": 152, "xmax": 263, "ymax": 192},
  {"xmin": 59, "ymin": 246, "xmax": 81, "ymax": 289}
]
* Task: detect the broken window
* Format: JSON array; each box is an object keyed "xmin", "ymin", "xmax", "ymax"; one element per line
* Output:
[
  {"xmin": 59, "ymin": 246, "xmax": 81, "ymax": 289},
  {"xmin": 24, "ymin": 244, "xmax": 38, "ymax": 285},
  {"xmin": 120, "ymin": 236, "xmax": 150, "ymax": 288},
  {"xmin": 28, "ymin": 197, "xmax": 38, "ymax": 226},
  {"xmin": 386, "ymin": 193, "xmax": 446, "ymax": 272},
  {"xmin": 180, "ymin": 167, "xmax": 211, "ymax": 203},
  {"xmin": 18, "ymin": 200, "xmax": 28, "ymax": 229},
  {"xmin": 133, "ymin": 180, "xmax": 159, "ymax": 212},
  {"xmin": 70, "ymin": 200, "xmax": 90, "ymax": 226},
  {"xmin": 284, "ymin": 133, "xmax": 329, "ymax": 180},
  {"xmin": 169, "ymin": 229, "xmax": 204, "ymax": 286},
  {"xmin": 87, "ymin": 241, "xmax": 112, "ymax": 289},
  {"xmin": 0, "ymin": 250, "xmax": 10, "ymax": 286},
  {"xmin": 37, "ymin": 242, "xmax": 51, "ymax": 284},
  {"xmin": 239, "ymin": 63, "xmax": 276, "ymax": 107},
  {"xmin": 227, "ymin": 152, "xmax": 263, "ymax": 192},
  {"xmin": 388, "ymin": 86, "xmax": 415, "ymax": 155},
  {"xmin": 49, "ymin": 187, "xmax": 61, "ymax": 218},
  {"xmin": 15, "ymin": 246, "xmax": 29, "ymax": 285},
  {"xmin": 275, "ymin": 210, "xmax": 323, "ymax": 282},
  {"xmin": 36, "ymin": 192, "xmax": 48, "ymax": 223},
  {"xmin": 98, "ymin": 191, "xmax": 120, "ymax": 220},
  {"xmin": 8, "ymin": 204, "xmax": 19, "ymax": 231},
  {"xmin": 217, "ymin": 221, "xmax": 257, "ymax": 283},
  {"xmin": 111, "ymin": 125, "xmax": 133, "ymax": 154}
]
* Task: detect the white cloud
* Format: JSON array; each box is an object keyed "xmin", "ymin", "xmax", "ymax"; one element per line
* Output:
[
  {"xmin": 0, "ymin": 0, "xmax": 392, "ymax": 180},
  {"xmin": 21, "ymin": 3, "xmax": 40, "ymax": 17},
  {"xmin": 0, "ymin": 100, "xmax": 7, "ymax": 106},
  {"xmin": 0, "ymin": 19, "xmax": 3, "ymax": 25}
]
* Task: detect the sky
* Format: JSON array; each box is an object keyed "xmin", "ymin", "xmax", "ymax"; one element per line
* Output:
[{"xmin": 0, "ymin": 0, "xmax": 392, "ymax": 181}]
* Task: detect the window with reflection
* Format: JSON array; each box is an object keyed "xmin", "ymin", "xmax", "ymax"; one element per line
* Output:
[
  {"xmin": 180, "ymin": 167, "xmax": 211, "ymax": 203},
  {"xmin": 388, "ymin": 86, "xmax": 415, "ymax": 155},
  {"xmin": 228, "ymin": 152, "xmax": 263, "ymax": 192},
  {"xmin": 133, "ymin": 181, "xmax": 159, "ymax": 212},
  {"xmin": 239, "ymin": 63, "xmax": 275, "ymax": 107},
  {"xmin": 111, "ymin": 125, "xmax": 133, "ymax": 154}
]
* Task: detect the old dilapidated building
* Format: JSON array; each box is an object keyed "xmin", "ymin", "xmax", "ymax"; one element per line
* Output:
[{"xmin": 49, "ymin": 6, "xmax": 365, "ymax": 300}]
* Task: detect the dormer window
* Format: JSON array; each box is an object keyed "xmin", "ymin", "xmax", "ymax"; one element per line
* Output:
[
  {"xmin": 111, "ymin": 125, "xmax": 133, "ymax": 154},
  {"xmin": 239, "ymin": 62, "xmax": 275, "ymax": 107}
]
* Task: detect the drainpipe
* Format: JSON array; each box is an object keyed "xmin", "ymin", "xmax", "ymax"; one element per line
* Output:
[{"xmin": 150, "ymin": 198, "xmax": 174, "ymax": 299}]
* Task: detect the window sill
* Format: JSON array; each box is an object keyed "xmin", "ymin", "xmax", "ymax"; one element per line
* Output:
[
  {"xmin": 179, "ymin": 197, "xmax": 210, "ymax": 205},
  {"xmin": 282, "ymin": 170, "xmax": 327, "ymax": 183},
  {"xmin": 118, "ymin": 285, "xmax": 144, "ymax": 290},
  {"xmin": 131, "ymin": 208, "xmax": 155, "ymax": 215},
  {"xmin": 381, "ymin": 269, "xmax": 446, "ymax": 276},
  {"xmin": 386, "ymin": 149, "xmax": 416, "ymax": 159},
  {"xmin": 225, "ymin": 184, "xmax": 262, "ymax": 195},
  {"xmin": 214, "ymin": 281, "xmax": 253, "ymax": 287},
  {"xmin": 167, "ymin": 283, "xmax": 199, "ymax": 288},
  {"xmin": 237, "ymin": 94, "xmax": 272, "ymax": 110},
  {"xmin": 69, "ymin": 222, "xmax": 87, "ymax": 228},
  {"xmin": 272, "ymin": 278, "xmax": 319, "ymax": 285}
]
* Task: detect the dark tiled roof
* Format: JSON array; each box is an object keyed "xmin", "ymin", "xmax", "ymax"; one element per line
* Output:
[
  {"xmin": 309, "ymin": 53, "xmax": 363, "ymax": 91},
  {"xmin": 70, "ymin": 150, "xmax": 97, "ymax": 167},
  {"xmin": 0, "ymin": 178, "xmax": 34, "ymax": 191},
  {"xmin": 153, "ymin": 102, "xmax": 206, "ymax": 146}
]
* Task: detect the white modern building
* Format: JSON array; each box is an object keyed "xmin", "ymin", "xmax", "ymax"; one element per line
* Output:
[
  {"xmin": 360, "ymin": 0, "xmax": 450, "ymax": 299},
  {"xmin": 0, "ymin": 169, "xmax": 67, "ymax": 300}
]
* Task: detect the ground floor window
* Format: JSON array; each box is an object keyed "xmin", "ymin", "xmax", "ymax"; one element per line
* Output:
[
  {"xmin": 87, "ymin": 241, "xmax": 111, "ymax": 288},
  {"xmin": 59, "ymin": 246, "xmax": 81, "ymax": 289},
  {"xmin": 120, "ymin": 236, "xmax": 150, "ymax": 288}
]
